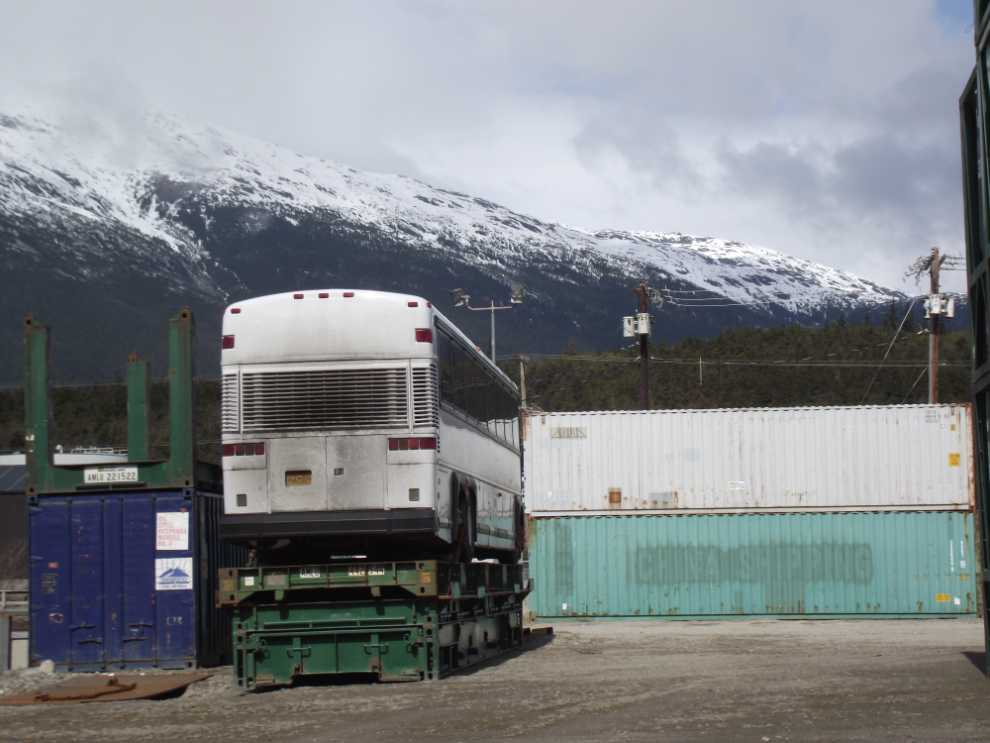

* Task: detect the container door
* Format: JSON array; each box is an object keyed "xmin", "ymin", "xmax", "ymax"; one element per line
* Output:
[
  {"xmin": 67, "ymin": 499, "xmax": 106, "ymax": 668},
  {"xmin": 153, "ymin": 494, "xmax": 196, "ymax": 665},
  {"xmin": 102, "ymin": 496, "xmax": 125, "ymax": 666},
  {"xmin": 29, "ymin": 498, "xmax": 72, "ymax": 667},
  {"xmin": 121, "ymin": 495, "xmax": 156, "ymax": 663}
]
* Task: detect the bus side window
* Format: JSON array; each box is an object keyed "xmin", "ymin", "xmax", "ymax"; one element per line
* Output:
[
  {"xmin": 495, "ymin": 385, "xmax": 509, "ymax": 440},
  {"xmin": 486, "ymin": 374, "xmax": 497, "ymax": 435},
  {"xmin": 453, "ymin": 343, "xmax": 467, "ymax": 414},
  {"xmin": 509, "ymin": 392, "xmax": 519, "ymax": 448},
  {"xmin": 469, "ymin": 359, "xmax": 485, "ymax": 423},
  {"xmin": 438, "ymin": 332, "xmax": 454, "ymax": 405}
]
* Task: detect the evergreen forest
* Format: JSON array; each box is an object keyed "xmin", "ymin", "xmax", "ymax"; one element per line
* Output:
[{"xmin": 0, "ymin": 312, "xmax": 972, "ymax": 464}]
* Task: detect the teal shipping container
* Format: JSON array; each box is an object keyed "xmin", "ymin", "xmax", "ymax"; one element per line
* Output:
[{"xmin": 530, "ymin": 512, "xmax": 978, "ymax": 619}]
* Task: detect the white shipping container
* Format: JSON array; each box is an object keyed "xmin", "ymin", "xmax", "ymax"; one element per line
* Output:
[{"xmin": 523, "ymin": 405, "xmax": 974, "ymax": 514}]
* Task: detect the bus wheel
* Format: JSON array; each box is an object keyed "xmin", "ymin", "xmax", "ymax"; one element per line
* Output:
[
  {"xmin": 453, "ymin": 491, "xmax": 475, "ymax": 564},
  {"xmin": 501, "ymin": 498, "xmax": 525, "ymax": 565}
]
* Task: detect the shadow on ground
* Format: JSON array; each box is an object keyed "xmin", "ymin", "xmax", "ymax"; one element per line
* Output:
[{"xmin": 962, "ymin": 650, "xmax": 987, "ymax": 676}]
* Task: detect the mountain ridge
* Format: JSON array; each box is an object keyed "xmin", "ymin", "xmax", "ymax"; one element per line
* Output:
[{"xmin": 0, "ymin": 104, "xmax": 922, "ymax": 383}]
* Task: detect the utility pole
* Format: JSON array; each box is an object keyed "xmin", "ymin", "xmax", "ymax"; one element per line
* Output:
[
  {"xmin": 633, "ymin": 284, "xmax": 650, "ymax": 410},
  {"xmin": 929, "ymin": 247, "xmax": 943, "ymax": 404},
  {"xmin": 906, "ymin": 247, "xmax": 960, "ymax": 406}
]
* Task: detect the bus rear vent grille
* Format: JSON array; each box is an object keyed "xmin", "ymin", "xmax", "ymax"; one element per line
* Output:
[
  {"xmin": 222, "ymin": 375, "xmax": 239, "ymax": 433},
  {"xmin": 412, "ymin": 365, "xmax": 438, "ymax": 428},
  {"xmin": 241, "ymin": 368, "xmax": 408, "ymax": 431}
]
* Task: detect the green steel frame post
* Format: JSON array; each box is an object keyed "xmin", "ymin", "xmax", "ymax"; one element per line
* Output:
[
  {"xmin": 22, "ymin": 315, "xmax": 52, "ymax": 495},
  {"xmin": 168, "ymin": 308, "xmax": 196, "ymax": 487},
  {"xmin": 21, "ymin": 309, "xmax": 205, "ymax": 494},
  {"xmin": 127, "ymin": 353, "xmax": 151, "ymax": 462}
]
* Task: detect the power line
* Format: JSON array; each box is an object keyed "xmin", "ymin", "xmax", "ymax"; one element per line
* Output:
[
  {"xmin": 900, "ymin": 367, "xmax": 929, "ymax": 404},
  {"xmin": 521, "ymin": 352, "xmax": 966, "ymax": 368},
  {"xmin": 860, "ymin": 298, "xmax": 917, "ymax": 404}
]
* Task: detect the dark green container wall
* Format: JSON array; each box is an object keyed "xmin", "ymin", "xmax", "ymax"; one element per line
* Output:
[
  {"xmin": 962, "ymin": 10, "xmax": 990, "ymax": 666},
  {"xmin": 531, "ymin": 512, "xmax": 977, "ymax": 619}
]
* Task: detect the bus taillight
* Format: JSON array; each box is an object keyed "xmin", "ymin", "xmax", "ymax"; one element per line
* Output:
[
  {"xmin": 388, "ymin": 437, "xmax": 436, "ymax": 451},
  {"xmin": 222, "ymin": 335, "xmax": 235, "ymax": 349},
  {"xmin": 223, "ymin": 442, "xmax": 265, "ymax": 457},
  {"xmin": 415, "ymin": 329, "xmax": 433, "ymax": 343}
]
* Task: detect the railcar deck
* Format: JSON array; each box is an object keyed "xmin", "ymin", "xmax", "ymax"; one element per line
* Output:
[{"xmin": 218, "ymin": 560, "xmax": 529, "ymax": 689}]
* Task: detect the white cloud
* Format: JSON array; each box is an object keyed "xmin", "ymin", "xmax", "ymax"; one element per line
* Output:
[{"xmin": 0, "ymin": 0, "xmax": 975, "ymax": 292}]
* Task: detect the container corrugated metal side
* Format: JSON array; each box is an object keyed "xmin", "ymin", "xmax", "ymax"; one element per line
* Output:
[
  {"xmin": 530, "ymin": 512, "xmax": 977, "ymax": 619},
  {"xmin": 523, "ymin": 405, "xmax": 974, "ymax": 514},
  {"xmin": 29, "ymin": 489, "xmax": 248, "ymax": 672},
  {"xmin": 0, "ymin": 494, "xmax": 27, "ymax": 581},
  {"xmin": 0, "ymin": 466, "xmax": 28, "ymax": 583}
]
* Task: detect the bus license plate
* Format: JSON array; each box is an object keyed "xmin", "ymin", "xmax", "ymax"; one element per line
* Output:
[
  {"xmin": 285, "ymin": 470, "xmax": 312, "ymax": 486},
  {"xmin": 84, "ymin": 466, "xmax": 138, "ymax": 484}
]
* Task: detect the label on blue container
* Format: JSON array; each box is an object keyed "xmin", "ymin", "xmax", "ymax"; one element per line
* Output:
[
  {"xmin": 156, "ymin": 512, "xmax": 189, "ymax": 550},
  {"xmin": 155, "ymin": 557, "xmax": 193, "ymax": 591}
]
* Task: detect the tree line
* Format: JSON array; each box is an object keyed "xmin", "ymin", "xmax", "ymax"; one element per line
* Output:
[
  {"xmin": 502, "ymin": 311, "xmax": 971, "ymax": 412},
  {"xmin": 0, "ymin": 312, "xmax": 972, "ymax": 461}
]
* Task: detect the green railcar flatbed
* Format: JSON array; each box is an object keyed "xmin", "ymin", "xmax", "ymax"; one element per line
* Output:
[{"xmin": 218, "ymin": 560, "xmax": 530, "ymax": 689}]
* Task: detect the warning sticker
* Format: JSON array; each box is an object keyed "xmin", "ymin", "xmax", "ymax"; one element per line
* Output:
[
  {"xmin": 949, "ymin": 453, "xmax": 961, "ymax": 467},
  {"xmin": 155, "ymin": 558, "xmax": 193, "ymax": 591},
  {"xmin": 156, "ymin": 512, "xmax": 189, "ymax": 551},
  {"xmin": 935, "ymin": 593, "xmax": 951, "ymax": 603}
]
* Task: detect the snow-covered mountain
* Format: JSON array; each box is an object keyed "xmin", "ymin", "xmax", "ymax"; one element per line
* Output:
[{"xmin": 0, "ymin": 104, "xmax": 910, "ymax": 382}]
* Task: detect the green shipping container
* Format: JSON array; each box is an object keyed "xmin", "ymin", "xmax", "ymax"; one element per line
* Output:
[{"xmin": 531, "ymin": 512, "xmax": 978, "ymax": 619}]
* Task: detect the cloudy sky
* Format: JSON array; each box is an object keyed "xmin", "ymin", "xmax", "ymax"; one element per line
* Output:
[{"xmin": 0, "ymin": 0, "xmax": 977, "ymax": 292}]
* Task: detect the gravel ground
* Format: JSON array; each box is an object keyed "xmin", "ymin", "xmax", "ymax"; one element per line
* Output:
[{"xmin": 1, "ymin": 619, "xmax": 989, "ymax": 743}]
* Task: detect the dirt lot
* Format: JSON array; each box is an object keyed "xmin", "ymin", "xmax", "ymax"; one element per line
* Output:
[{"xmin": 1, "ymin": 619, "xmax": 989, "ymax": 743}]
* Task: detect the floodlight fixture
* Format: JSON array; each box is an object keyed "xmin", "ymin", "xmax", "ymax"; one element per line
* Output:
[{"xmin": 448, "ymin": 284, "xmax": 525, "ymax": 364}]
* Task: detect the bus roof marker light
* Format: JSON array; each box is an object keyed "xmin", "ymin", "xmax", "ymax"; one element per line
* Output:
[
  {"xmin": 408, "ymin": 301, "xmax": 418, "ymax": 307},
  {"xmin": 222, "ymin": 335, "xmax": 235, "ymax": 350},
  {"xmin": 231, "ymin": 308, "xmax": 241, "ymax": 314},
  {"xmin": 293, "ymin": 294, "xmax": 304, "ymax": 299},
  {"xmin": 343, "ymin": 292, "xmax": 354, "ymax": 298},
  {"xmin": 319, "ymin": 293, "xmax": 329, "ymax": 298}
]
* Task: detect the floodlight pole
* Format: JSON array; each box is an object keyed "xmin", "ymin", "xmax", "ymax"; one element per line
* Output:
[{"xmin": 464, "ymin": 299, "xmax": 516, "ymax": 364}]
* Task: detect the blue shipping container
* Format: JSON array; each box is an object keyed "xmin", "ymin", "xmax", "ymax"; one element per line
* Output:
[
  {"xmin": 531, "ymin": 512, "xmax": 979, "ymax": 619},
  {"xmin": 29, "ymin": 489, "xmax": 247, "ymax": 671}
]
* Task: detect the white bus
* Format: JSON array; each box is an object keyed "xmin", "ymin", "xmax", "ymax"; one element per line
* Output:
[{"xmin": 218, "ymin": 289, "xmax": 524, "ymax": 564}]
